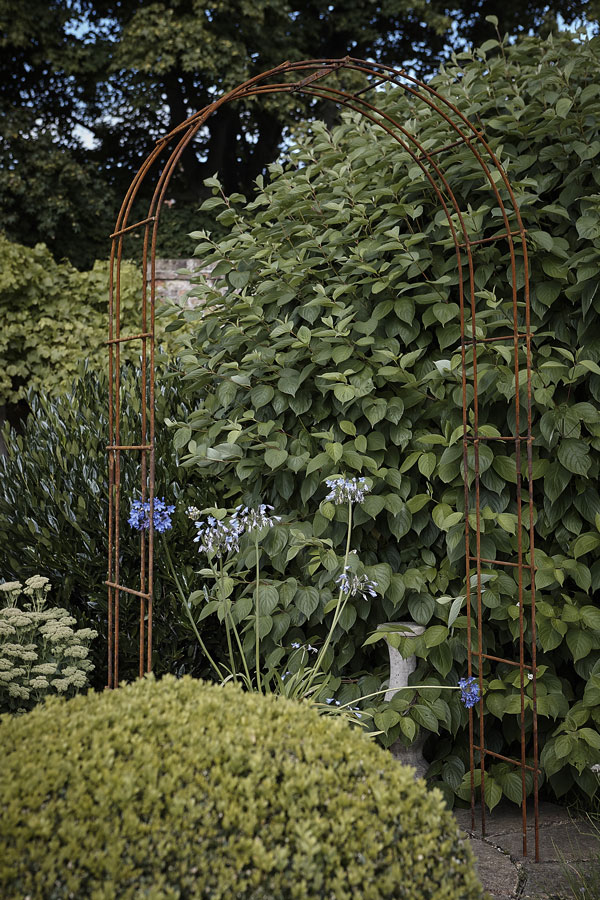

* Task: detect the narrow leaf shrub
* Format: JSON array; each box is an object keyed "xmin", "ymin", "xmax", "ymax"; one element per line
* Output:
[
  {"xmin": 0, "ymin": 675, "xmax": 484, "ymax": 900},
  {"xmin": 167, "ymin": 31, "xmax": 600, "ymax": 807},
  {"xmin": 0, "ymin": 365, "xmax": 215, "ymax": 687}
]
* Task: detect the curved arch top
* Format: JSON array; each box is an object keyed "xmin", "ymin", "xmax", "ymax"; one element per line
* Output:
[{"xmin": 107, "ymin": 56, "xmax": 538, "ymax": 858}]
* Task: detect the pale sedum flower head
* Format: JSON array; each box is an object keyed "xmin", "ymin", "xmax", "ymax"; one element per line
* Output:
[{"xmin": 0, "ymin": 582, "xmax": 22, "ymax": 593}]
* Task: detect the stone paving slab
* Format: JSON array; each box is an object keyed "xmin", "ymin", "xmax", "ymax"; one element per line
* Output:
[
  {"xmin": 499, "ymin": 823, "xmax": 600, "ymax": 863},
  {"xmin": 454, "ymin": 802, "xmax": 600, "ymax": 900},
  {"xmin": 523, "ymin": 859, "xmax": 599, "ymax": 899},
  {"xmin": 455, "ymin": 802, "xmax": 571, "ymax": 837},
  {"xmin": 466, "ymin": 833, "xmax": 522, "ymax": 900}
]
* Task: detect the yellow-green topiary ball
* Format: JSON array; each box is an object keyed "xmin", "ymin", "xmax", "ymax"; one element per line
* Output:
[{"xmin": 0, "ymin": 675, "xmax": 484, "ymax": 900}]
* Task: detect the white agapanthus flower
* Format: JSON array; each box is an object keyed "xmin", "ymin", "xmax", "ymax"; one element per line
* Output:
[
  {"xmin": 324, "ymin": 477, "xmax": 370, "ymax": 505},
  {"xmin": 336, "ymin": 569, "xmax": 378, "ymax": 601}
]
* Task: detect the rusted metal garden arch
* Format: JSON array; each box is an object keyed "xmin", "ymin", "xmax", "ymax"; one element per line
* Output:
[{"xmin": 107, "ymin": 57, "xmax": 539, "ymax": 859}]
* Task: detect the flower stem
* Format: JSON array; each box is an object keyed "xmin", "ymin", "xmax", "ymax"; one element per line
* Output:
[
  {"xmin": 215, "ymin": 557, "xmax": 237, "ymax": 683},
  {"xmin": 307, "ymin": 498, "xmax": 354, "ymax": 694},
  {"xmin": 161, "ymin": 536, "xmax": 223, "ymax": 679},
  {"xmin": 254, "ymin": 531, "xmax": 261, "ymax": 694},
  {"xmin": 210, "ymin": 558, "xmax": 252, "ymax": 689},
  {"xmin": 336, "ymin": 685, "xmax": 461, "ymax": 709}
]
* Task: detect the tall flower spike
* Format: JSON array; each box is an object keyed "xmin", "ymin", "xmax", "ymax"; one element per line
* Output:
[
  {"xmin": 458, "ymin": 676, "xmax": 481, "ymax": 709},
  {"xmin": 324, "ymin": 477, "xmax": 370, "ymax": 505},
  {"xmin": 194, "ymin": 516, "xmax": 242, "ymax": 558}
]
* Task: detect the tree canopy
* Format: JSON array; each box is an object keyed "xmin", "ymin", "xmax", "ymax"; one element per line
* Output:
[{"xmin": 0, "ymin": 0, "xmax": 597, "ymax": 265}]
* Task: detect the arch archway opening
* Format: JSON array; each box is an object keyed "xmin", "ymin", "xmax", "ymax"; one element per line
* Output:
[{"xmin": 107, "ymin": 57, "xmax": 538, "ymax": 857}]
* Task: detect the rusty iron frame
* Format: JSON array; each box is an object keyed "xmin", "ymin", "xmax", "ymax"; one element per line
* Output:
[{"xmin": 107, "ymin": 56, "xmax": 539, "ymax": 859}]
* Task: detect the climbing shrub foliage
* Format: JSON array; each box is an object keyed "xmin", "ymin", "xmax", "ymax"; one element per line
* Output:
[{"xmin": 166, "ymin": 31, "xmax": 600, "ymax": 808}]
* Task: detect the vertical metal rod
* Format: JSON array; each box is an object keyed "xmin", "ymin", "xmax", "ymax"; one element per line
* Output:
[
  {"xmin": 107, "ymin": 248, "xmax": 116, "ymax": 689},
  {"xmin": 466, "ymin": 278, "xmax": 486, "ymax": 838},
  {"xmin": 147, "ymin": 220, "xmax": 157, "ymax": 673},
  {"xmin": 458, "ymin": 258, "xmax": 475, "ymax": 832},
  {"xmin": 506, "ymin": 228, "xmax": 528, "ymax": 858},
  {"xmin": 139, "ymin": 219, "xmax": 150, "ymax": 679},
  {"xmin": 523, "ymin": 236, "xmax": 540, "ymax": 861},
  {"xmin": 113, "ymin": 235, "xmax": 124, "ymax": 688}
]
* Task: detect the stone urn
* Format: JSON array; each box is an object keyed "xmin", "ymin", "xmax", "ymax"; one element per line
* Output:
[{"xmin": 380, "ymin": 622, "xmax": 428, "ymax": 779}]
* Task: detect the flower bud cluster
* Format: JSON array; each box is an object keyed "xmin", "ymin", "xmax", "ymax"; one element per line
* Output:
[
  {"xmin": 335, "ymin": 569, "xmax": 378, "ymax": 601},
  {"xmin": 458, "ymin": 676, "xmax": 481, "ymax": 709},
  {"xmin": 128, "ymin": 497, "xmax": 175, "ymax": 533}
]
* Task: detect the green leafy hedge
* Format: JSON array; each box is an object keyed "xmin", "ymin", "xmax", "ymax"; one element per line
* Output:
[
  {"xmin": 165, "ymin": 30, "xmax": 600, "ymax": 808},
  {"xmin": 0, "ymin": 675, "xmax": 484, "ymax": 900},
  {"xmin": 0, "ymin": 364, "xmax": 214, "ymax": 687},
  {"xmin": 0, "ymin": 234, "xmax": 181, "ymax": 405}
]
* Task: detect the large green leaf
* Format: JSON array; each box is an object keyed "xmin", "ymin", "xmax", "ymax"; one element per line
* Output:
[{"xmin": 558, "ymin": 439, "xmax": 591, "ymax": 476}]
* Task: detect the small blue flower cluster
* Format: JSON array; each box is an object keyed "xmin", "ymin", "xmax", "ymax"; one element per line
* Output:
[
  {"xmin": 336, "ymin": 569, "xmax": 378, "ymax": 601},
  {"xmin": 194, "ymin": 505, "xmax": 280, "ymax": 558},
  {"xmin": 459, "ymin": 676, "xmax": 481, "ymax": 709},
  {"xmin": 128, "ymin": 498, "xmax": 175, "ymax": 533},
  {"xmin": 325, "ymin": 477, "xmax": 370, "ymax": 505}
]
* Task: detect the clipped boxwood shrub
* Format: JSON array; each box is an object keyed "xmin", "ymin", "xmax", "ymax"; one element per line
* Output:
[
  {"xmin": 0, "ymin": 364, "xmax": 215, "ymax": 687},
  {"xmin": 166, "ymin": 30, "xmax": 600, "ymax": 807},
  {"xmin": 0, "ymin": 675, "xmax": 484, "ymax": 900}
]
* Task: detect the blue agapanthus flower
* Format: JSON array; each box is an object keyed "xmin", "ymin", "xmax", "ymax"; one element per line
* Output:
[
  {"xmin": 325, "ymin": 477, "xmax": 370, "ymax": 505},
  {"xmin": 459, "ymin": 676, "xmax": 481, "ymax": 709},
  {"xmin": 128, "ymin": 498, "xmax": 175, "ymax": 533}
]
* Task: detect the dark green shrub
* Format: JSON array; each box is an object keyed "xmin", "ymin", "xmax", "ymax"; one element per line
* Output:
[
  {"xmin": 166, "ymin": 31, "xmax": 600, "ymax": 807},
  {"xmin": 0, "ymin": 675, "xmax": 484, "ymax": 900},
  {"xmin": 0, "ymin": 364, "xmax": 215, "ymax": 687}
]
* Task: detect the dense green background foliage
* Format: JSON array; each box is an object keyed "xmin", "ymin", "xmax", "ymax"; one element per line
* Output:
[
  {"xmin": 0, "ymin": 366, "xmax": 214, "ymax": 687},
  {"xmin": 0, "ymin": 233, "xmax": 184, "ymax": 407},
  {"xmin": 0, "ymin": 1, "xmax": 596, "ymax": 266},
  {"xmin": 0, "ymin": 675, "xmax": 484, "ymax": 900},
  {"xmin": 0, "ymin": 234, "xmax": 141, "ymax": 405},
  {"xmin": 166, "ymin": 31, "xmax": 600, "ymax": 808}
]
